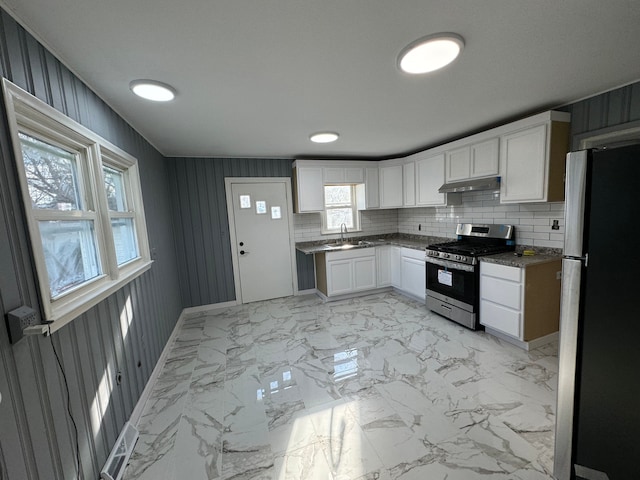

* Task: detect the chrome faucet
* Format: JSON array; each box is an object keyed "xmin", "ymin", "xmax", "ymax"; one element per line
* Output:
[{"xmin": 340, "ymin": 223, "xmax": 348, "ymax": 243}]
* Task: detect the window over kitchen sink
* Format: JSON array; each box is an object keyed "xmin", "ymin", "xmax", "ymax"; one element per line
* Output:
[{"xmin": 321, "ymin": 184, "xmax": 361, "ymax": 234}]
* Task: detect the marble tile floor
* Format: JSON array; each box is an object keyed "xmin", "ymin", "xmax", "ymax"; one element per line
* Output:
[{"xmin": 123, "ymin": 291, "xmax": 559, "ymax": 480}]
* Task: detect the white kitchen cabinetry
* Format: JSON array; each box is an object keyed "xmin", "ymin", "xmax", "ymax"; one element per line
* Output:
[
  {"xmin": 415, "ymin": 152, "xmax": 446, "ymax": 206},
  {"xmin": 315, "ymin": 248, "xmax": 376, "ymax": 297},
  {"xmin": 403, "ymin": 161, "xmax": 416, "ymax": 207},
  {"xmin": 293, "ymin": 166, "xmax": 324, "ymax": 212},
  {"xmin": 324, "ymin": 166, "xmax": 364, "ymax": 184},
  {"xmin": 379, "ymin": 161, "xmax": 403, "ymax": 208},
  {"xmin": 445, "ymin": 138, "xmax": 499, "ymax": 183},
  {"xmin": 480, "ymin": 259, "xmax": 562, "ymax": 349},
  {"xmin": 376, "ymin": 246, "xmax": 391, "ymax": 287},
  {"xmin": 390, "ymin": 246, "xmax": 402, "ymax": 288},
  {"xmin": 399, "ymin": 248, "xmax": 426, "ymax": 301},
  {"xmin": 499, "ymin": 112, "xmax": 570, "ymax": 204},
  {"xmin": 356, "ymin": 167, "xmax": 379, "ymax": 210}
]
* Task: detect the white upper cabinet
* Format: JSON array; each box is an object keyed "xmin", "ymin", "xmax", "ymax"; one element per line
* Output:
[
  {"xmin": 293, "ymin": 165, "xmax": 323, "ymax": 212},
  {"xmin": 415, "ymin": 152, "xmax": 446, "ymax": 206},
  {"xmin": 379, "ymin": 160, "xmax": 403, "ymax": 208},
  {"xmin": 499, "ymin": 112, "xmax": 570, "ymax": 204},
  {"xmin": 356, "ymin": 166, "xmax": 379, "ymax": 210},
  {"xmin": 445, "ymin": 146, "xmax": 471, "ymax": 182},
  {"xmin": 445, "ymin": 137, "xmax": 499, "ymax": 183},
  {"xmin": 324, "ymin": 166, "xmax": 364, "ymax": 184},
  {"xmin": 471, "ymin": 138, "xmax": 499, "ymax": 177},
  {"xmin": 403, "ymin": 160, "xmax": 416, "ymax": 207}
]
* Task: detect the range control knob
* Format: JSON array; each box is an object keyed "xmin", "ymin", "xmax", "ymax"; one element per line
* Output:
[
  {"xmin": 460, "ymin": 256, "xmax": 467, "ymax": 263},
  {"xmin": 442, "ymin": 253, "xmax": 450, "ymax": 259}
]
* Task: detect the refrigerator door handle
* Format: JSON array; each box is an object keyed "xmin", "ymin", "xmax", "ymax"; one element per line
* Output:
[{"xmin": 554, "ymin": 258, "xmax": 583, "ymax": 480}]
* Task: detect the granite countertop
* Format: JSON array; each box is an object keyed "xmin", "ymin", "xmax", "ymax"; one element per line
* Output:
[
  {"xmin": 480, "ymin": 247, "xmax": 563, "ymax": 268},
  {"xmin": 296, "ymin": 233, "xmax": 450, "ymax": 255}
]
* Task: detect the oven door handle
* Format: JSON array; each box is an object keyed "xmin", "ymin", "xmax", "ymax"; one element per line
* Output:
[{"xmin": 425, "ymin": 257, "xmax": 475, "ymax": 272}]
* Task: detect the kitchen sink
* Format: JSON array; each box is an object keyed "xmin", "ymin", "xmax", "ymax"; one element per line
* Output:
[{"xmin": 317, "ymin": 239, "xmax": 384, "ymax": 251}]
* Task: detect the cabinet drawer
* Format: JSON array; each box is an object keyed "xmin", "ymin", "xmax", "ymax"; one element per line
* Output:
[
  {"xmin": 481, "ymin": 261, "xmax": 522, "ymax": 282},
  {"xmin": 401, "ymin": 247, "xmax": 425, "ymax": 261},
  {"xmin": 480, "ymin": 300, "xmax": 521, "ymax": 338},
  {"xmin": 481, "ymin": 275, "xmax": 522, "ymax": 310}
]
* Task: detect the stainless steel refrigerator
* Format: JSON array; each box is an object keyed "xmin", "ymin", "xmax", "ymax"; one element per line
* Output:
[{"xmin": 554, "ymin": 145, "xmax": 640, "ymax": 479}]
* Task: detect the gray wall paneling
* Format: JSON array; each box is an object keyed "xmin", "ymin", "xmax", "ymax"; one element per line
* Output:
[
  {"xmin": 0, "ymin": 7, "xmax": 182, "ymax": 480},
  {"xmin": 565, "ymin": 82, "xmax": 640, "ymax": 149},
  {"xmin": 167, "ymin": 157, "xmax": 302, "ymax": 307}
]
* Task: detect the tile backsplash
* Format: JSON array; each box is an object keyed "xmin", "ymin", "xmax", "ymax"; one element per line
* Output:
[
  {"xmin": 294, "ymin": 209, "xmax": 398, "ymax": 242},
  {"xmin": 400, "ymin": 191, "xmax": 565, "ymax": 249},
  {"xmin": 294, "ymin": 191, "xmax": 565, "ymax": 249}
]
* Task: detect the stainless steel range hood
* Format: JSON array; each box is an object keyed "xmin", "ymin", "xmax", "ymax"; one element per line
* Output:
[{"xmin": 438, "ymin": 176, "xmax": 501, "ymax": 194}]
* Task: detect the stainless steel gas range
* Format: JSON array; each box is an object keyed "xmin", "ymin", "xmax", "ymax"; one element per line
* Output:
[{"xmin": 425, "ymin": 223, "xmax": 515, "ymax": 330}]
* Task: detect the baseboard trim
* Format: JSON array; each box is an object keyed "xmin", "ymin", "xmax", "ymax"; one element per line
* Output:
[
  {"xmin": 128, "ymin": 310, "xmax": 186, "ymax": 426},
  {"xmin": 182, "ymin": 300, "xmax": 238, "ymax": 315},
  {"xmin": 485, "ymin": 328, "xmax": 559, "ymax": 351},
  {"xmin": 296, "ymin": 288, "xmax": 318, "ymax": 296}
]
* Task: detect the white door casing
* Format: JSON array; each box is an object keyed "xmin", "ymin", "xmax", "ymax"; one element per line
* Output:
[{"xmin": 226, "ymin": 178, "xmax": 297, "ymax": 303}]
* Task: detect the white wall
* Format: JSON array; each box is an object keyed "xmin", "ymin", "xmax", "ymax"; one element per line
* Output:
[
  {"xmin": 294, "ymin": 191, "xmax": 565, "ymax": 249},
  {"xmin": 398, "ymin": 191, "xmax": 565, "ymax": 249}
]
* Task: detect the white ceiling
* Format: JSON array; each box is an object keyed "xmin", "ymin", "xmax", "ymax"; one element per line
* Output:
[{"xmin": 3, "ymin": 0, "xmax": 640, "ymax": 159}]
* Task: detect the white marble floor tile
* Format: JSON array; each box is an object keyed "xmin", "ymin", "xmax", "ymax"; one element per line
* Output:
[{"xmin": 124, "ymin": 292, "xmax": 558, "ymax": 480}]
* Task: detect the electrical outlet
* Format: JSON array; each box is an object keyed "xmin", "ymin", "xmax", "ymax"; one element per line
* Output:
[
  {"xmin": 418, "ymin": 224, "xmax": 422, "ymax": 231},
  {"xmin": 556, "ymin": 271, "xmax": 562, "ymax": 280},
  {"xmin": 552, "ymin": 219, "xmax": 560, "ymax": 230},
  {"xmin": 6, "ymin": 306, "xmax": 39, "ymax": 344}
]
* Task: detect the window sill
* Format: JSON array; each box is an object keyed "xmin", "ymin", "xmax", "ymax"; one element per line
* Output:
[{"xmin": 46, "ymin": 260, "xmax": 153, "ymax": 333}]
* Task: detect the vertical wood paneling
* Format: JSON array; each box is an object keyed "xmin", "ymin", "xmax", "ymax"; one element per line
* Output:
[
  {"xmin": 0, "ymin": 7, "xmax": 182, "ymax": 480},
  {"xmin": 167, "ymin": 157, "xmax": 297, "ymax": 307}
]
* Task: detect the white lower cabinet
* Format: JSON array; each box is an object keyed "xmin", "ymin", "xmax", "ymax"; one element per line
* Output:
[
  {"xmin": 480, "ymin": 260, "xmax": 562, "ymax": 347},
  {"xmin": 316, "ymin": 248, "xmax": 376, "ymax": 297},
  {"xmin": 390, "ymin": 246, "xmax": 402, "ymax": 288},
  {"xmin": 315, "ymin": 245, "xmax": 426, "ymax": 300},
  {"xmin": 376, "ymin": 246, "xmax": 392, "ymax": 287},
  {"xmin": 399, "ymin": 248, "xmax": 426, "ymax": 301}
]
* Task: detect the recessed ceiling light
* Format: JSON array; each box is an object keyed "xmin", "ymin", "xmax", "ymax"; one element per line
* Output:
[
  {"xmin": 398, "ymin": 33, "xmax": 464, "ymax": 74},
  {"xmin": 310, "ymin": 132, "xmax": 339, "ymax": 143},
  {"xmin": 129, "ymin": 80, "xmax": 176, "ymax": 102}
]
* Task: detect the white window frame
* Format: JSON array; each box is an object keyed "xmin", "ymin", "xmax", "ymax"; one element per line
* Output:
[
  {"xmin": 2, "ymin": 79, "xmax": 151, "ymax": 331},
  {"xmin": 321, "ymin": 184, "xmax": 361, "ymax": 234}
]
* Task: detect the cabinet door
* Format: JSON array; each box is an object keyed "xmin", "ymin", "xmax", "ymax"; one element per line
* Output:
[
  {"xmin": 416, "ymin": 153, "xmax": 446, "ymax": 206},
  {"xmin": 471, "ymin": 138, "xmax": 499, "ymax": 178},
  {"xmin": 403, "ymin": 161, "xmax": 416, "ymax": 207},
  {"xmin": 445, "ymin": 146, "xmax": 471, "ymax": 182},
  {"xmin": 365, "ymin": 167, "xmax": 379, "ymax": 208},
  {"xmin": 324, "ymin": 167, "xmax": 344, "ymax": 184},
  {"xmin": 390, "ymin": 246, "xmax": 402, "ymax": 288},
  {"xmin": 500, "ymin": 124, "xmax": 547, "ymax": 203},
  {"xmin": 345, "ymin": 167, "xmax": 365, "ymax": 184},
  {"xmin": 379, "ymin": 164, "xmax": 403, "ymax": 208},
  {"xmin": 376, "ymin": 246, "xmax": 391, "ymax": 287},
  {"xmin": 353, "ymin": 256, "xmax": 376, "ymax": 291},
  {"xmin": 327, "ymin": 259, "xmax": 353, "ymax": 296},
  {"xmin": 400, "ymin": 256, "xmax": 426, "ymax": 300},
  {"xmin": 296, "ymin": 167, "xmax": 324, "ymax": 212}
]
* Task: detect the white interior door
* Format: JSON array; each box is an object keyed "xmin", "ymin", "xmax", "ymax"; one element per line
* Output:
[{"xmin": 229, "ymin": 180, "xmax": 295, "ymax": 303}]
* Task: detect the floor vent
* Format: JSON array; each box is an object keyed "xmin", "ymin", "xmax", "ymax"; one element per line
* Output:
[{"xmin": 100, "ymin": 422, "xmax": 138, "ymax": 480}]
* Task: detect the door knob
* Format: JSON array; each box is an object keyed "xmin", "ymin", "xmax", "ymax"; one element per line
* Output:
[{"xmin": 240, "ymin": 250, "xmax": 249, "ymax": 255}]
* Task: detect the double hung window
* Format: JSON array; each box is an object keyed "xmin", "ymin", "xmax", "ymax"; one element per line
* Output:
[
  {"xmin": 3, "ymin": 79, "xmax": 151, "ymax": 329},
  {"xmin": 322, "ymin": 185, "xmax": 361, "ymax": 233}
]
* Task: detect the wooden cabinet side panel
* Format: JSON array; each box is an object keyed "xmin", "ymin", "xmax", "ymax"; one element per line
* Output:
[
  {"xmin": 547, "ymin": 121, "xmax": 571, "ymax": 202},
  {"xmin": 523, "ymin": 260, "xmax": 562, "ymax": 341},
  {"xmin": 315, "ymin": 252, "xmax": 327, "ymax": 295}
]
